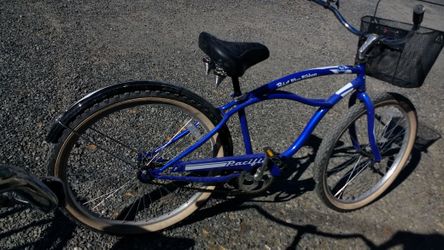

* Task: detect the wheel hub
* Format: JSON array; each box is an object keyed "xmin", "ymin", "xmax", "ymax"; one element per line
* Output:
[
  {"xmin": 136, "ymin": 153, "xmax": 164, "ymax": 183},
  {"xmin": 137, "ymin": 169, "xmax": 153, "ymax": 183}
]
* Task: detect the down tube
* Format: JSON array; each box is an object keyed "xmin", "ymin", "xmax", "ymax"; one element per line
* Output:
[{"xmin": 281, "ymin": 108, "xmax": 329, "ymax": 158}]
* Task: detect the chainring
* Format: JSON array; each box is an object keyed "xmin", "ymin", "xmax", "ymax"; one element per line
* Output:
[{"xmin": 237, "ymin": 165, "xmax": 274, "ymax": 195}]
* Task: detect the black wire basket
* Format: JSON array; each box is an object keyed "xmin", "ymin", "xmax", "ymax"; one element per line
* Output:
[{"xmin": 357, "ymin": 16, "xmax": 444, "ymax": 88}]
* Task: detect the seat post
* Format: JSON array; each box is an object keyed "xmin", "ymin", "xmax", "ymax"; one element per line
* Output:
[{"xmin": 231, "ymin": 77, "xmax": 242, "ymax": 97}]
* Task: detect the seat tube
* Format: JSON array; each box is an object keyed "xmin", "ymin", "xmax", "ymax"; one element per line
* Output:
[
  {"xmin": 231, "ymin": 77, "xmax": 253, "ymax": 154},
  {"xmin": 238, "ymin": 109, "xmax": 253, "ymax": 154}
]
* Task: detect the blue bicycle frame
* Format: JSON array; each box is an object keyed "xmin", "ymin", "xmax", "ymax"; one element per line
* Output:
[{"xmin": 146, "ymin": 63, "xmax": 382, "ymax": 183}]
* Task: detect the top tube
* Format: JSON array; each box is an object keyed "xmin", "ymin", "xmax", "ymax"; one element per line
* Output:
[{"xmin": 253, "ymin": 64, "xmax": 364, "ymax": 96}]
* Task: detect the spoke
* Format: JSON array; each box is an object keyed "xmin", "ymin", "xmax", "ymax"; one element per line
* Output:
[
  {"xmin": 88, "ymin": 142, "xmax": 137, "ymax": 169},
  {"xmin": 331, "ymin": 146, "xmax": 361, "ymax": 156},
  {"xmin": 59, "ymin": 122, "xmax": 137, "ymax": 168},
  {"xmin": 380, "ymin": 124, "xmax": 404, "ymax": 144},
  {"xmin": 141, "ymin": 191, "xmax": 146, "ymax": 216},
  {"xmin": 144, "ymin": 118, "xmax": 194, "ymax": 168},
  {"xmin": 89, "ymin": 126, "xmax": 138, "ymax": 154},
  {"xmin": 334, "ymin": 159, "xmax": 371, "ymax": 197},
  {"xmin": 376, "ymin": 113, "xmax": 395, "ymax": 139},
  {"xmin": 147, "ymin": 190, "xmax": 153, "ymax": 207},
  {"xmin": 158, "ymin": 127, "xmax": 202, "ymax": 166},
  {"xmin": 135, "ymin": 197, "xmax": 142, "ymax": 221},
  {"xmin": 60, "ymin": 100, "xmax": 221, "ymax": 226},
  {"xmin": 158, "ymin": 184, "xmax": 165, "ymax": 199},
  {"xmin": 378, "ymin": 117, "xmax": 404, "ymax": 148},
  {"xmin": 375, "ymin": 114, "xmax": 390, "ymax": 140},
  {"xmin": 162, "ymin": 118, "xmax": 194, "ymax": 150},
  {"xmin": 158, "ymin": 133, "xmax": 190, "ymax": 163},
  {"xmin": 373, "ymin": 116, "xmax": 406, "ymax": 158},
  {"xmin": 382, "ymin": 117, "xmax": 404, "ymax": 139},
  {"xmin": 84, "ymin": 177, "xmax": 136, "ymax": 207},
  {"xmin": 107, "ymin": 182, "xmax": 138, "ymax": 217},
  {"xmin": 149, "ymin": 119, "xmax": 205, "ymax": 177},
  {"xmin": 331, "ymin": 152, "xmax": 360, "ymax": 158},
  {"xmin": 328, "ymin": 154, "xmax": 360, "ymax": 177},
  {"xmin": 334, "ymin": 155, "xmax": 362, "ymax": 197},
  {"xmin": 162, "ymin": 184, "xmax": 172, "ymax": 195},
  {"xmin": 381, "ymin": 124, "xmax": 406, "ymax": 147},
  {"xmin": 380, "ymin": 131, "xmax": 405, "ymax": 154},
  {"xmin": 123, "ymin": 191, "xmax": 142, "ymax": 222}
]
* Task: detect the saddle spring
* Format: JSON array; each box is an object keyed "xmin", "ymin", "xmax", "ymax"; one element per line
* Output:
[{"xmin": 203, "ymin": 57, "xmax": 227, "ymax": 87}]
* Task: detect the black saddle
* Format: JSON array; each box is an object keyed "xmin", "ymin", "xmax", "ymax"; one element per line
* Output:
[{"xmin": 198, "ymin": 32, "xmax": 270, "ymax": 77}]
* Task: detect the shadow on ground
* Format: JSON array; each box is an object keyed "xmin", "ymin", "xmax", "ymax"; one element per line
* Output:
[
  {"xmin": 173, "ymin": 196, "xmax": 444, "ymax": 249},
  {"xmin": 113, "ymin": 123, "xmax": 443, "ymax": 249},
  {"xmin": 0, "ymin": 124, "xmax": 442, "ymax": 249},
  {"xmin": 0, "ymin": 208, "xmax": 76, "ymax": 250}
]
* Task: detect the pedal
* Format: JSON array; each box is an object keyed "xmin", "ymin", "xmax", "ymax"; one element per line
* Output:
[
  {"xmin": 264, "ymin": 147, "xmax": 277, "ymax": 158},
  {"xmin": 262, "ymin": 147, "xmax": 283, "ymax": 176}
]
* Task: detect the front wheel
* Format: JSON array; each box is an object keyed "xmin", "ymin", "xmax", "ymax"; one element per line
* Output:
[
  {"xmin": 48, "ymin": 83, "xmax": 232, "ymax": 234},
  {"xmin": 314, "ymin": 92, "xmax": 417, "ymax": 212}
]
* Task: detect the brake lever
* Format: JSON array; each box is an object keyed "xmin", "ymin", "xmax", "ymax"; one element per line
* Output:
[
  {"xmin": 327, "ymin": 0, "xmax": 339, "ymax": 8},
  {"xmin": 358, "ymin": 34, "xmax": 379, "ymax": 60}
]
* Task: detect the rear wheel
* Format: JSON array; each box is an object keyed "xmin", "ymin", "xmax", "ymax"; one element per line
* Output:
[
  {"xmin": 314, "ymin": 92, "xmax": 417, "ymax": 211},
  {"xmin": 48, "ymin": 84, "xmax": 232, "ymax": 234}
]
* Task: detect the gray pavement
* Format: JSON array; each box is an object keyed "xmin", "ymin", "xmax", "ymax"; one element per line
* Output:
[{"xmin": 1, "ymin": 0, "xmax": 443, "ymax": 249}]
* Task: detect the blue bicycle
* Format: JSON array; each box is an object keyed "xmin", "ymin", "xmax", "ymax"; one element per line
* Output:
[{"xmin": 46, "ymin": 0, "xmax": 443, "ymax": 234}]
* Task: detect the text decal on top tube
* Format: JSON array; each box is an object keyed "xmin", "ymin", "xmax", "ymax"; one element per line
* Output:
[
  {"xmin": 274, "ymin": 65, "xmax": 354, "ymax": 88},
  {"xmin": 276, "ymin": 73, "xmax": 319, "ymax": 87}
]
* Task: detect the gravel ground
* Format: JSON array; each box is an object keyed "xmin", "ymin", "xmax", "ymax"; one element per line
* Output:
[{"xmin": 1, "ymin": 0, "xmax": 443, "ymax": 249}]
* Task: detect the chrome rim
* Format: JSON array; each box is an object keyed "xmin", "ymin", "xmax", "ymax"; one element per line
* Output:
[
  {"xmin": 56, "ymin": 97, "xmax": 218, "ymax": 227},
  {"xmin": 325, "ymin": 102, "xmax": 411, "ymax": 204}
]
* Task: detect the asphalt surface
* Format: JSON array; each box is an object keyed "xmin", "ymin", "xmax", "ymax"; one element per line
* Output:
[{"xmin": 1, "ymin": 0, "xmax": 443, "ymax": 249}]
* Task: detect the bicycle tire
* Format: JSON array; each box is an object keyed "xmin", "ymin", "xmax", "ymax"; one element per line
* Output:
[
  {"xmin": 314, "ymin": 92, "xmax": 417, "ymax": 212},
  {"xmin": 48, "ymin": 82, "xmax": 233, "ymax": 234}
]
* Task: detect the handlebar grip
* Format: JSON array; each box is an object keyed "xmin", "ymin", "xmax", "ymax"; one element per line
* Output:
[{"xmin": 412, "ymin": 4, "xmax": 425, "ymax": 30}]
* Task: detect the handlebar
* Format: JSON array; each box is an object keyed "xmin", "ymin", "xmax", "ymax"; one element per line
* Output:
[
  {"xmin": 412, "ymin": 4, "xmax": 425, "ymax": 30},
  {"xmin": 310, "ymin": 0, "xmax": 363, "ymax": 36},
  {"xmin": 309, "ymin": 0, "xmax": 426, "ymax": 60}
]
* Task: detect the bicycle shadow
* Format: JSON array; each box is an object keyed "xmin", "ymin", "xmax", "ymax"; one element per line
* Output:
[
  {"xmin": 0, "ymin": 204, "xmax": 197, "ymax": 250},
  {"xmin": 258, "ymin": 121, "xmax": 441, "ymax": 206},
  {"xmin": 263, "ymin": 134, "xmax": 322, "ymax": 202},
  {"xmin": 175, "ymin": 197, "xmax": 444, "ymax": 249},
  {"xmin": 218, "ymin": 134, "xmax": 322, "ymax": 202},
  {"xmin": 173, "ymin": 122, "xmax": 441, "ymax": 248},
  {"xmin": 2, "ymin": 124, "xmax": 437, "ymax": 249},
  {"xmin": 0, "ymin": 206, "xmax": 77, "ymax": 250},
  {"xmin": 109, "ymin": 233, "xmax": 195, "ymax": 250},
  {"xmin": 377, "ymin": 121, "xmax": 441, "ymax": 200},
  {"xmin": 110, "ymin": 124, "xmax": 441, "ymax": 249}
]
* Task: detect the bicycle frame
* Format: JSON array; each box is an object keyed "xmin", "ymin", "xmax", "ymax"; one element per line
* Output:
[{"xmin": 148, "ymin": 63, "xmax": 382, "ymax": 183}]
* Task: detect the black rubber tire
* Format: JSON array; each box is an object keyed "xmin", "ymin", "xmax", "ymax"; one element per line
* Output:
[
  {"xmin": 48, "ymin": 82, "xmax": 232, "ymax": 234},
  {"xmin": 0, "ymin": 164, "xmax": 59, "ymax": 212},
  {"xmin": 314, "ymin": 92, "xmax": 417, "ymax": 212}
]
